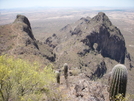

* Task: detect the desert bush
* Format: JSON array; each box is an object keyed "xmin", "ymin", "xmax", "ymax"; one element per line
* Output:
[
  {"xmin": 0, "ymin": 55, "xmax": 56, "ymax": 101},
  {"xmin": 112, "ymin": 93, "xmax": 134, "ymax": 101},
  {"xmin": 71, "ymin": 69, "xmax": 80, "ymax": 76}
]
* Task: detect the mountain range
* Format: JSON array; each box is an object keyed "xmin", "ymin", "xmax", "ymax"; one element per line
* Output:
[{"xmin": 0, "ymin": 12, "xmax": 134, "ymax": 100}]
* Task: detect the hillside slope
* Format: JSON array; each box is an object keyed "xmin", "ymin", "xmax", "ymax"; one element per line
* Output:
[{"xmin": 0, "ymin": 15, "xmax": 55, "ymax": 66}]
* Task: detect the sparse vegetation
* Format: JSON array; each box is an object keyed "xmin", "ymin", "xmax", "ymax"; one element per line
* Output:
[
  {"xmin": 71, "ymin": 69, "xmax": 80, "ymax": 76},
  {"xmin": 0, "ymin": 55, "xmax": 56, "ymax": 101},
  {"xmin": 111, "ymin": 93, "xmax": 134, "ymax": 101}
]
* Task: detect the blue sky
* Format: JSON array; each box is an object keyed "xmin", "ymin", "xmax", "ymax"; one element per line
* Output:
[{"xmin": 0, "ymin": 0, "xmax": 134, "ymax": 9}]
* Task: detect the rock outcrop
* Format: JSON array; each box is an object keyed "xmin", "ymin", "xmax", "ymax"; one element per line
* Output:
[
  {"xmin": 90, "ymin": 60, "xmax": 107, "ymax": 80},
  {"xmin": 45, "ymin": 34, "xmax": 59, "ymax": 48},
  {"xmin": 13, "ymin": 14, "xmax": 38, "ymax": 50},
  {"xmin": 0, "ymin": 14, "xmax": 55, "ymax": 65},
  {"xmin": 81, "ymin": 12, "xmax": 126, "ymax": 64},
  {"xmin": 14, "ymin": 14, "xmax": 35, "ymax": 40},
  {"xmin": 74, "ymin": 79, "xmax": 109, "ymax": 101},
  {"xmin": 63, "ymin": 12, "xmax": 126, "ymax": 64}
]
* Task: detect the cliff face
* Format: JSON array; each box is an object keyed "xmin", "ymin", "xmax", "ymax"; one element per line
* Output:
[
  {"xmin": 46, "ymin": 12, "xmax": 132, "ymax": 78},
  {"xmin": 79, "ymin": 12, "xmax": 126, "ymax": 64},
  {"xmin": 69, "ymin": 12, "xmax": 126, "ymax": 64},
  {"xmin": 11, "ymin": 14, "xmax": 39, "ymax": 53}
]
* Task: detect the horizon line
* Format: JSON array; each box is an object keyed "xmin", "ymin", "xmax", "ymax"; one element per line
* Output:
[{"xmin": 1, "ymin": 6, "xmax": 134, "ymax": 10}]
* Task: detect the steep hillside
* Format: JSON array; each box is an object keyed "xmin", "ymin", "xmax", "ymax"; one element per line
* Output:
[
  {"xmin": 0, "ymin": 15, "xmax": 55, "ymax": 66},
  {"xmin": 45, "ymin": 12, "xmax": 134, "ymax": 94}
]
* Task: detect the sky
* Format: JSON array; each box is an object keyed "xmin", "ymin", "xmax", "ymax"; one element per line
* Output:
[{"xmin": 0, "ymin": 0, "xmax": 134, "ymax": 9}]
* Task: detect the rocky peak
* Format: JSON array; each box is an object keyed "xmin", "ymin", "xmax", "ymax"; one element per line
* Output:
[
  {"xmin": 14, "ymin": 15, "xmax": 31, "ymax": 29},
  {"xmin": 71, "ymin": 12, "xmax": 126, "ymax": 64},
  {"xmin": 91, "ymin": 12, "xmax": 112, "ymax": 26},
  {"xmin": 14, "ymin": 14, "xmax": 35, "ymax": 40}
]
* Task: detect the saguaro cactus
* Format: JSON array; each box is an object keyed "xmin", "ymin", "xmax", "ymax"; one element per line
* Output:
[
  {"xmin": 55, "ymin": 70, "xmax": 60, "ymax": 84},
  {"xmin": 109, "ymin": 64, "xmax": 128, "ymax": 100},
  {"xmin": 63, "ymin": 63, "xmax": 68, "ymax": 80}
]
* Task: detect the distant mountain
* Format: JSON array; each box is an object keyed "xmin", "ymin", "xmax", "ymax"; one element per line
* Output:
[
  {"xmin": 46, "ymin": 12, "xmax": 133, "ymax": 67},
  {"xmin": 0, "ymin": 14, "xmax": 55, "ymax": 65},
  {"xmin": 45, "ymin": 12, "xmax": 134, "ymax": 94}
]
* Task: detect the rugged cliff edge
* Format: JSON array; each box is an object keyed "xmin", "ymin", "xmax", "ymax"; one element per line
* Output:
[
  {"xmin": 0, "ymin": 15, "xmax": 55, "ymax": 65},
  {"xmin": 79, "ymin": 12, "xmax": 126, "ymax": 64}
]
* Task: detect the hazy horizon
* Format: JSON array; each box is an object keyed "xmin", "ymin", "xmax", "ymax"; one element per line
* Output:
[{"xmin": 0, "ymin": 0, "xmax": 134, "ymax": 9}]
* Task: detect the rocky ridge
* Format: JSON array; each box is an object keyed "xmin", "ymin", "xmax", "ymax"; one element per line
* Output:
[
  {"xmin": 47, "ymin": 12, "xmax": 126, "ymax": 63},
  {"xmin": 46, "ymin": 12, "xmax": 133, "ymax": 69},
  {"xmin": 0, "ymin": 14, "xmax": 55, "ymax": 65}
]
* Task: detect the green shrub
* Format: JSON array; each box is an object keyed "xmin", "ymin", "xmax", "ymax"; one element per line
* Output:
[
  {"xmin": 0, "ymin": 55, "xmax": 56, "ymax": 101},
  {"xmin": 113, "ymin": 93, "xmax": 134, "ymax": 101}
]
